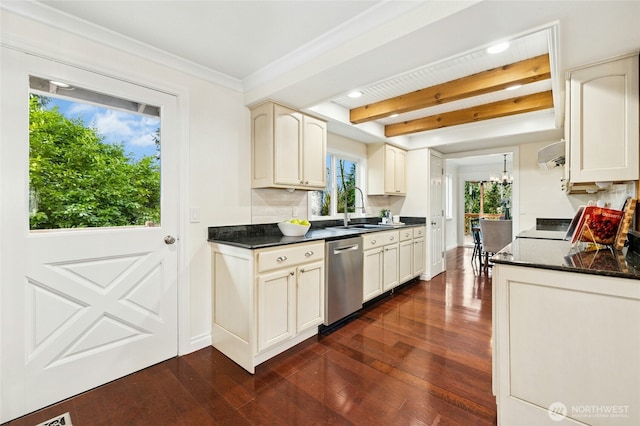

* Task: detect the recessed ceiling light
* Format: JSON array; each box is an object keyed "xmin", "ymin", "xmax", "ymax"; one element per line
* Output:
[
  {"xmin": 347, "ymin": 91, "xmax": 362, "ymax": 98},
  {"xmin": 49, "ymin": 80, "xmax": 70, "ymax": 88},
  {"xmin": 487, "ymin": 42, "xmax": 510, "ymax": 54},
  {"xmin": 505, "ymin": 84, "xmax": 522, "ymax": 91}
]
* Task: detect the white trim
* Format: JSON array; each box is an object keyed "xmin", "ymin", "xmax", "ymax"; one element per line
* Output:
[{"xmin": 189, "ymin": 332, "xmax": 212, "ymax": 353}]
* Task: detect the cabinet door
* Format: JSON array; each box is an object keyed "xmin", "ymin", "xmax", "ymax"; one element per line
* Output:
[
  {"xmin": 394, "ymin": 148, "xmax": 406, "ymax": 194},
  {"xmin": 569, "ymin": 54, "xmax": 639, "ymax": 183},
  {"xmin": 383, "ymin": 243, "xmax": 399, "ymax": 291},
  {"xmin": 273, "ymin": 104, "xmax": 303, "ymax": 186},
  {"xmin": 413, "ymin": 237, "xmax": 425, "ymax": 276},
  {"xmin": 257, "ymin": 268, "xmax": 295, "ymax": 353},
  {"xmin": 302, "ymin": 116, "xmax": 327, "ymax": 188},
  {"xmin": 363, "ymin": 247, "xmax": 383, "ymax": 302},
  {"xmin": 296, "ymin": 261, "xmax": 324, "ymax": 332},
  {"xmin": 399, "ymin": 240, "xmax": 413, "ymax": 283},
  {"xmin": 384, "ymin": 145, "xmax": 397, "ymax": 194}
]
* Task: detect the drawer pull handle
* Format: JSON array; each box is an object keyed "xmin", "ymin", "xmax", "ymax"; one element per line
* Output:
[
  {"xmin": 290, "ymin": 271, "xmax": 295, "ymax": 276},
  {"xmin": 276, "ymin": 256, "xmax": 287, "ymax": 262},
  {"xmin": 371, "ymin": 240, "xmax": 376, "ymax": 245},
  {"xmin": 390, "ymin": 236, "xmax": 395, "ymax": 241},
  {"xmin": 300, "ymin": 268, "xmax": 305, "ymax": 273},
  {"xmin": 305, "ymin": 251, "xmax": 313, "ymax": 257},
  {"xmin": 405, "ymin": 233, "xmax": 410, "ymax": 237}
]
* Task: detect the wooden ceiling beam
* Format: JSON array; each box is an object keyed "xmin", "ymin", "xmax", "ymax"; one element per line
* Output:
[
  {"xmin": 350, "ymin": 54, "xmax": 551, "ymax": 124},
  {"xmin": 384, "ymin": 90, "xmax": 554, "ymax": 137}
]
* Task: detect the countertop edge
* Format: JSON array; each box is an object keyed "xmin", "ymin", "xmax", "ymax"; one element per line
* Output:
[{"xmin": 208, "ymin": 222, "xmax": 426, "ymax": 249}]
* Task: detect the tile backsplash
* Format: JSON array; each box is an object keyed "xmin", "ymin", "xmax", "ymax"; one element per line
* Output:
[
  {"xmin": 251, "ymin": 188, "xmax": 308, "ymax": 224},
  {"xmin": 250, "ymin": 188, "xmax": 402, "ymax": 224}
]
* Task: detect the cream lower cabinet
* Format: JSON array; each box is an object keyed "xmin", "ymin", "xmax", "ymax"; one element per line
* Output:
[
  {"xmin": 363, "ymin": 227, "xmax": 426, "ymax": 303},
  {"xmin": 399, "ymin": 226, "xmax": 426, "ymax": 282},
  {"xmin": 362, "ymin": 230, "xmax": 399, "ymax": 302},
  {"xmin": 412, "ymin": 227, "xmax": 426, "ymax": 276},
  {"xmin": 211, "ymin": 240, "xmax": 324, "ymax": 373},
  {"xmin": 493, "ymin": 264, "xmax": 640, "ymax": 425},
  {"xmin": 399, "ymin": 238, "xmax": 413, "ymax": 283}
]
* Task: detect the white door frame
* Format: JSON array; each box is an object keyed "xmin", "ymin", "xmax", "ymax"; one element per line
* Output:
[
  {"xmin": 427, "ymin": 149, "xmax": 445, "ymax": 279},
  {"xmin": 445, "ymin": 146, "xmax": 520, "ymax": 248}
]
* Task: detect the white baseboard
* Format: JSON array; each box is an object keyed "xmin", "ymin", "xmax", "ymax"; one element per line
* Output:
[{"xmin": 186, "ymin": 332, "xmax": 211, "ymax": 355}]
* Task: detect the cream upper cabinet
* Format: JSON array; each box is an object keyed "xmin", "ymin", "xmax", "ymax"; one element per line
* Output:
[
  {"xmin": 367, "ymin": 143, "xmax": 407, "ymax": 195},
  {"xmin": 566, "ymin": 53, "xmax": 639, "ymax": 185},
  {"xmin": 251, "ymin": 101, "xmax": 327, "ymax": 190}
]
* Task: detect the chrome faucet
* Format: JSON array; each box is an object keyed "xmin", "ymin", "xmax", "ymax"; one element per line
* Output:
[{"xmin": 343, "ymin": 186, "xmax": 366, "ymax": 226}]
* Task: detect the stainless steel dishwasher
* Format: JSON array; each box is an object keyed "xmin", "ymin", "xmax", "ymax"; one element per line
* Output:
[{"xmin": 324, "ymin": 237, "xmax": 363, "ymax": 326}]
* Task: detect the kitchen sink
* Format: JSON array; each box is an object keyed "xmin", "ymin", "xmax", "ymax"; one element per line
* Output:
[{"xmin": 327, "ymin": 224, "xmax": 391, "ymax": 230}]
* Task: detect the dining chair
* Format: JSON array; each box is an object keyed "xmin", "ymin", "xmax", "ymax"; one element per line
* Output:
[
  {"xmin": 471, "ymin": 226, "xmax": 483, "ymax": 269},
  {"xmin": 479, "ymin": 219, "xmax": 513, "ymax": 272}
]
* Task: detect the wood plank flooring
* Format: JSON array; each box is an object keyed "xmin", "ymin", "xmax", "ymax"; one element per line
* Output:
[{"xmin": 4, "ymin": 247, "xmax": 495, "ymax": 425}]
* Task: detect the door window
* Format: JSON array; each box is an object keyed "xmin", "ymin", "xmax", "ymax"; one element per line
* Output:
[{"xmin": 28, "ymin": 76, "xmax": 161, "ymax": 230}]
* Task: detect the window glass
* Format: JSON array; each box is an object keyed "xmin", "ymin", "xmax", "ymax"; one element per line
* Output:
[
  {"xmin": 28, "ymin": 77, "xmax": 161, "ymax": 230},
  {"xmin": 310, "ymin": 153, "xmax": 363, "ymax": 218}
]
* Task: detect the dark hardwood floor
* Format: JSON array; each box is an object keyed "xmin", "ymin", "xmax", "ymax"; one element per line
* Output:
[{"xmin": 5, "ymin": 247, "xmax": 495, "ymax": 426}]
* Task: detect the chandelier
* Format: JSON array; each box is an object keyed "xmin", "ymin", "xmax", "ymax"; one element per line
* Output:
[{"xmin": 490, "ymin": 154, "xmax": 513, "ymax": 186}]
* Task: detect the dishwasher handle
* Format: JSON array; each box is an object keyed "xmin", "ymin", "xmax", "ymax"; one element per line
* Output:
[{"xmin": 333, "ymin": 244, "xmax": 360, "ymax": 255}]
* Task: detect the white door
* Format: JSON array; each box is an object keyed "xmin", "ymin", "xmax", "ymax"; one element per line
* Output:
[
  {"xmin": 429, "ymin": 152, "xmax": 445, "ymax": 277},
  {"xmin": 1, "ymin": 49, "xmax": 179, "ymax": 422}
]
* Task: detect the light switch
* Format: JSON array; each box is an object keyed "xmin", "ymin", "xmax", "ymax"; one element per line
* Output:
[{"xmin": 190, "ymin": 207, "xmax": 200, "ymax": 223}]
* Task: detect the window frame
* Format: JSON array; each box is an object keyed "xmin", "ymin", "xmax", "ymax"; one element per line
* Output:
[{"xmin": 309, "ymin": 151, "xmax": 367, "ymax": 220}]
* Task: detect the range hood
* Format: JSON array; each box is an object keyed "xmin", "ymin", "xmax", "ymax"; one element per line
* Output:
[{"xmin": 538, "ymin": 140, "xmax": 565, "ymax": 170}]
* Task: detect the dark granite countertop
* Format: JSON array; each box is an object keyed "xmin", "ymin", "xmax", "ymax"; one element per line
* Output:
[
  {"xmin": 492, "ymin": 237, "xmax": 640, "ymax": 280},
  {"xmin": 208, "ymin": 218, "xmax": 427, "ymax": 249}
]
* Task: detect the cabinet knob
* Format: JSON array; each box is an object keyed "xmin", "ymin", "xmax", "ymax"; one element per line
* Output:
[
  {"xmin": 390, "ymin": 236, "xmax": 395, "ymax": 241},
  {"xmin": 371, "ymin": 240, "xmax": 376, "ymax": 245},
  {"xmin": 276, "ymin": 256, "xmax": 287, "ymax": 262},
  {"xmin": 304, "ymin": 251, "xmax": 314, "ymax": 257},
  {"xmin": 290, "ymin": 271, "xmax": 295, "ymax": 276},
  {"xmin": 305, "ymin": 180, "xmax": 309, "ymax": 184},
  {"xmin": 300, "ymin": 268, "xmax": 305, "ymax": 273},
  {"xmin": 300, "ymin": 180, "xmax": 304, "ymax": 184}
]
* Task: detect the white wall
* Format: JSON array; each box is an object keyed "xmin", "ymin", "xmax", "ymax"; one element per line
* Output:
[
  {"xmin": 1, "ymin": 10, "xmax": 252, "ymax": 352},
  {"xmin": 518, "ymin": 141, "xmax": 582, "ymax": 231},
  {"xmin": 402, "ymin": 148, "xmax": 429, "ymax": 217}
]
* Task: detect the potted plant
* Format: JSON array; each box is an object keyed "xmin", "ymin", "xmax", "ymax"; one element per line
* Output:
[{"xmin": 379, "ymin": 209, "xmax": 391, "ymax": 224}]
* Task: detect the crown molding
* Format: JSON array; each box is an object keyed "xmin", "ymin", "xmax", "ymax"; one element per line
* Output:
[{"xmin": 1, "ymin": 1, "xmax": 243, "ymax": 92}]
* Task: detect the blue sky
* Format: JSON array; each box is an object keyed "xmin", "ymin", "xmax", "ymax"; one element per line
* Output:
[{"xmin": 47, "ymin": 97, "xmax": 160, "ymax": 162}]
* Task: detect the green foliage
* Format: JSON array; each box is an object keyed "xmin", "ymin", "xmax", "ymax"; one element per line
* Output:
[
  {"xmin": 29, "ymin": 95, "xmax": 160, "ymax": 229},
  {"xmin": 464, "ymin": 181, "xmax": 512, "ymax": 215},
  {"xmin": 336, "ymin": 160, "xmax": 356, "ymax": 213}
]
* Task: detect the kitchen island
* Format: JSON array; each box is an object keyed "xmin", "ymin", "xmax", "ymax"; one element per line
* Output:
[{"xmin": 491, "ymin": 237, "xmax": 640, "ymax": 425}]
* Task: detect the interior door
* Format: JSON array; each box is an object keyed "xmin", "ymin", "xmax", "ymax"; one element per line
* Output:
[
  {"xmin": 429, "ymin": 151, "xmax": 445, "ymax": 277},
  {"xmin": 1, "ymin": 48, "xmax": 179, "ymax": 422}
]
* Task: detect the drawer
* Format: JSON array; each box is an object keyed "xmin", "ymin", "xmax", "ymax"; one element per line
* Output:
[
  {"xmin": 362, "ymin": 230, "xmax": 399, "ymax": 250},
  {"xmin": 399, "ymin": 228, "xmax": 413, "ymax": 241},
  {"xmin": 257, "ymin": 241, "xmax": 324, "ymax": 273},
  {"xmin": 412, "ymin": 226, "xmax": 426, "ymax": 238}
]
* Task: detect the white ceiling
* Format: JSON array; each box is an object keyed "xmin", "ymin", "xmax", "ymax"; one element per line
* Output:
[{"xmin": 9, "ymin": 0, "xmax": 640, "ymax": 153}]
